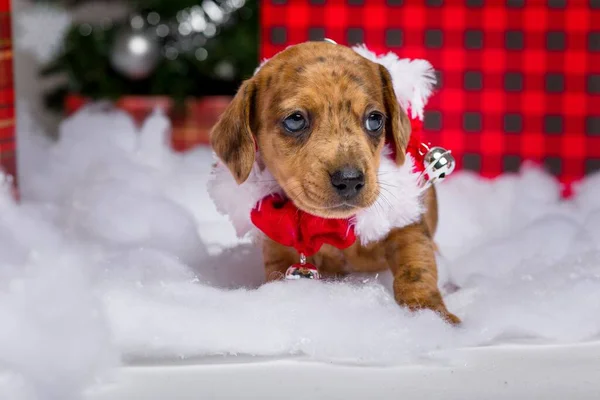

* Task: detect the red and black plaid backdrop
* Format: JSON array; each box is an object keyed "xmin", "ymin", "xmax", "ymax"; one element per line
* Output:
[
  {"xmin": 0, "ymin": 0, "xmax": 15, "ymax": 185},
  {"xmin": 261, "ymin": 0, "xmax": 600, "ymax": 195}
]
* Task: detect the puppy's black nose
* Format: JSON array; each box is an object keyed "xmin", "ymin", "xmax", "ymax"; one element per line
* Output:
[{"xmin": 330, "ymin": 167, "xmax": 365, "ymax": 200}]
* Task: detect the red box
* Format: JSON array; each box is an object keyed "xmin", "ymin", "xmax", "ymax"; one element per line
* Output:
[
  {"xmin": 260, "ymin": 0, "xmax": 600, "ymax": 196},
  {"xmin": 65, "ymin": 94, "xmax": 232, "ymax": 152},
  {"xmin": 0, "ymin": 0, "xmax": 16, "ymax": 186}
]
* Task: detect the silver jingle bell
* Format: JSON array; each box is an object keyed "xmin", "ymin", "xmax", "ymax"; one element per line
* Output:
[
  {"xmin": 419, "ymin": 146, "xmax": 456, "ymax": 187},
  {"xmin": 284, "ymin": 253, "xmax": 321, "ymax": 280}
]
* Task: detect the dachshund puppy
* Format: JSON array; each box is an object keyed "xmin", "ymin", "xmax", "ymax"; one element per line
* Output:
[{"xmin": 210, "ymin": 42, "xmax": 459, "ymax": 324}]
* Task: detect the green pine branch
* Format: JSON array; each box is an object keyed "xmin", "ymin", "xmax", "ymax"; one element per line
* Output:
[{"xmin": 40, "ymin": 0, "xmax": 258, "ymax": 113}]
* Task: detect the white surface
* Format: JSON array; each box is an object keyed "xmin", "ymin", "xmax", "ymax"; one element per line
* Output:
[
  {"xmin": 87, "ymin": 342, "xmax": 600, "ymax": 400},
  {"xmin": 2, "ymin": 105, "xmax": 600, "ymax": 399}
]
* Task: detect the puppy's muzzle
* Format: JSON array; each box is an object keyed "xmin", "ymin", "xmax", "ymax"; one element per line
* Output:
[{"xmin": 329, "ymin": 166, "xmax": 365, "ymax": 200}]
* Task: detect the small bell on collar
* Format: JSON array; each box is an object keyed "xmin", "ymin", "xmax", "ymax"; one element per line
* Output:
[
  {"xmin": 285, "ymin": 253, "xmax": 321, "ymax": 280},
  {"xmin": 418, "ymin": 145, "xmax": 456, "ymax": 188}
]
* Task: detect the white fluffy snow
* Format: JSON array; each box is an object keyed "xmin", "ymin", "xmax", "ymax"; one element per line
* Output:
[
  {"xmin": 14, "ymin": 4, "xmax": 72, "ymax": 64},
  {"xmin": 2, "ymin": 104, "xmax": 600, "ymax": 398}
]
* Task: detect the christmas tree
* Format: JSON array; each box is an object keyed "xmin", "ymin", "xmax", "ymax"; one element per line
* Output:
[{"xmin": 37, "ymin": 0, "xmax": 258, "ymax": 112}]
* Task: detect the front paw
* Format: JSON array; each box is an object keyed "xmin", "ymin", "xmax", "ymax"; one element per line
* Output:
[
  {"xmin": 403, "ymin": 301, "xmax": 461, "ymax": 326},
  {"xmin": 437, "ymin": 308, "xmax": 461, "ymax": 325},
  {"xmin": 395, "ymin": 289, "xmax": 461, "ymax": 326}
]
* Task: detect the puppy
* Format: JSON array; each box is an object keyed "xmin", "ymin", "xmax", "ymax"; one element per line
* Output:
[{"xmin": 210, "ymin": 42, "xmax": 459, "ymax": 324}]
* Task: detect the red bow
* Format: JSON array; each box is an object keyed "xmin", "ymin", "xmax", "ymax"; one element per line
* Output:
[
  {"xmin": 250, "ymin": 115, "xmax": 425, "ymax": 256},
  {"xmin": 250, "ymin": 194, "xmax": 356, "ymax": 257}
]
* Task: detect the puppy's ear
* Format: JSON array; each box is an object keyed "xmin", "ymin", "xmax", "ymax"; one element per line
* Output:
[
  {"xmin": 379, "ymin": 65, "xmax": 412, "ymax": 166},
  {"xmin": 210, "ymin": 79, "xmax": 257, "ymax": 184}
]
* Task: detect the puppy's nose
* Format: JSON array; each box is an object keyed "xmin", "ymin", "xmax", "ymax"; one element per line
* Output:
[{"xmin": 330, "ymin": 167, "xmax": 365, "ymax": 200}]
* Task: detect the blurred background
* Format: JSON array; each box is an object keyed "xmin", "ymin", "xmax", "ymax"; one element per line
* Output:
[
  {"xmin": 2, "ymin": 0, "xmax": 599, "ymax": 195},
  {"xmin": 8, "ymin": 0, "xmax": 258, "ymax": 149}
]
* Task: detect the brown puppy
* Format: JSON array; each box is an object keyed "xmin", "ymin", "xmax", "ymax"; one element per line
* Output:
[{"xmin": 210, "ymin": 42, "xmax": 459, "ymax": 325}]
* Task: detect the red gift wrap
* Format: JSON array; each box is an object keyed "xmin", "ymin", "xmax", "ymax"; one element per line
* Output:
[
  {"xmin": 0, "ymin": 0, "xmax": 16, "ymax": 186},
  {"xmin": 66, "ymin": 94, "xmax": 232, "ymax": 152}
]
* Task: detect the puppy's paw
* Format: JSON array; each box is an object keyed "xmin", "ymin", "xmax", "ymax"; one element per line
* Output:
[
  {"xmin": 437, "ymin": 308, "xmax": 461, "ymax": 326},
  {"xmin": 405, "ymin": 302, "xmax": 461, "ymax": 326},
  {"xmin": 395, "ymin": 290, "xmax": 461, "ymax": 326}
]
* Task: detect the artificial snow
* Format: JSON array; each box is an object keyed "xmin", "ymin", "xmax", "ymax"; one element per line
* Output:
[
  {"xmin": 14, "ymin": 4, "xmax": 72, "ymax": 64},
  {"xmin": 2, "ymin": 104, "xmax": 600, "ymax": 398}
]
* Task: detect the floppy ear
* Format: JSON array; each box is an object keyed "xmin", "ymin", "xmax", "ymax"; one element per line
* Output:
[
  {"xmin": 210, "ymin": 79, "xmax": 257, "ymax": 184},
  {"xmin": 379, "ymin": 64, "xmax": 412, "ymax": 166}
]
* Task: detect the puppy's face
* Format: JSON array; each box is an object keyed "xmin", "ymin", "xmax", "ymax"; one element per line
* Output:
[{"xmin": 211, "ymin": 42, "xmax": 411, "ymax": 219}]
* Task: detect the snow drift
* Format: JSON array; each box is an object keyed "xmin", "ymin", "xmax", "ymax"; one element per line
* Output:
[{"xmin": 1, "ymin": 104, "xmax": 600, "ymax": 399}]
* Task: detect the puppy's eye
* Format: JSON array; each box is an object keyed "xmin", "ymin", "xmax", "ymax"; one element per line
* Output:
[
  {"xmin": 365, "ymin": 112, "xmax": 384, "ymax": 134},
  {"xmin": 282, "ymin": 112, "xmax": 308, "ymax": 134}
]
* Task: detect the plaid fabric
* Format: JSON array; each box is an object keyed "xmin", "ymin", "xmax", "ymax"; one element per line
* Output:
[
  {"xmin": 0, "ymin": 0, "xmax": 16, "ymax": 186},
  {"xmin": 261, "ymin": 0, "xmax": 600, "ymax": 195}
]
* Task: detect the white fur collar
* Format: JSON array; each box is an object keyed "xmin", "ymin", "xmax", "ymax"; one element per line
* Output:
[
  {"xmin": 208, "ymin": 154, "xmax": 282, "ymax": 239},
  {"xmin": 351, "ymin": 149, "xmax": 424, "ymax": 245},
  {"xmin": 207, "ymin": 148, "xmax": 425, "ymax": 246},
  {"xmin": 208, "ymin": 44, "xmax": 436, "ymax": 246}
]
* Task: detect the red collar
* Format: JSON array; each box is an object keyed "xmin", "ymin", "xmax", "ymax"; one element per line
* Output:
[
  {"xmin": 250, "ymin": 194, "xmax": 356, "ymax": 256},
  {"xmin": 250, "ymin": 116, "xmax": 426, "ymax": 257}
]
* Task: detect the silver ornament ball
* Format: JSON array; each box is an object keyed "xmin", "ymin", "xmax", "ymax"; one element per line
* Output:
[
  {"xmin": 424, "ymin": 146, "xmax": 456, "ymax": 182},
  {"xmin": 110, "ymin": 27, "xmax": 161, "ymax": 80}
]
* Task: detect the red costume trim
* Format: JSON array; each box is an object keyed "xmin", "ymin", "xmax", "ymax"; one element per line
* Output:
[{"xmin": 250, "ymin": 193, "xmax": 356, "ymax": 256}]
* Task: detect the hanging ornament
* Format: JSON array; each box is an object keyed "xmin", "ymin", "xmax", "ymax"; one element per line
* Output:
[
  {"xmin": 214, "ymin": 60, "xmax": 235, "ymax": 80},
  {"xmin": 109, "ymin": 25, "xmax": 161, "ymax": 80},
  {"xmin": 417, "ymin": 145, "xmax": 456, "ymax": 188},
  {"xmin": 285, "ymin": 253, "xmax": 321, "ymax": 280}
]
